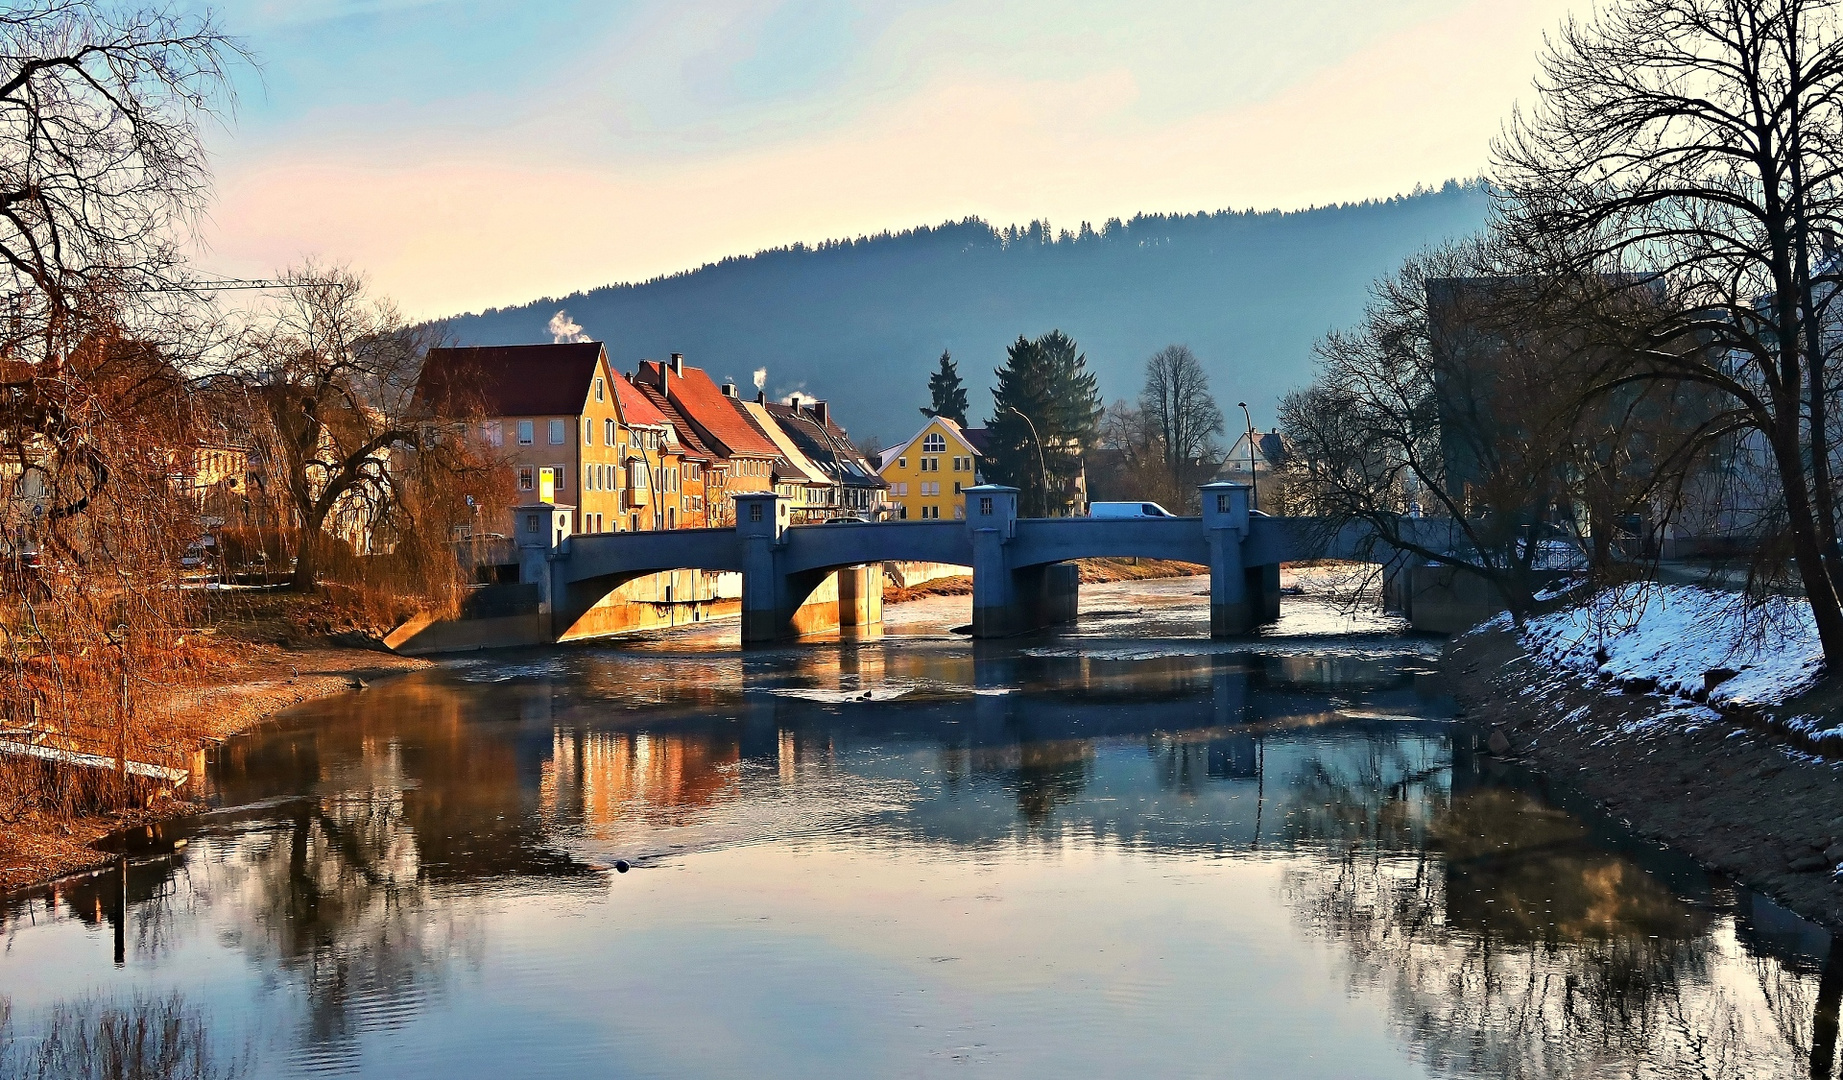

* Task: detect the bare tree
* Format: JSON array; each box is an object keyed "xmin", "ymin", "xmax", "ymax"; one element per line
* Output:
[
  {"xmin": 234, "ymin": 264, "xmax": 503, "ymax": 598},
  {"xmin": 1279, "ymin": 240, "xmax": 1708, "ymax": 619},
  {"xmin": 1494, "ymin": 0, "xmax": 1843, "ymax": 662},
  {"xmin": 1138, "ymin": 345, "xmax": 1223, "ymax": 512}
]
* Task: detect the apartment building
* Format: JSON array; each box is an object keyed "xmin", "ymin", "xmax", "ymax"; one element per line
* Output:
[
  {"xmin": 635, "ymin": 355, "xmax": 781, "ymax": 522},
  {"xmin": 877, "ymin": 416, "xmax": 982, "ymax": 520}
]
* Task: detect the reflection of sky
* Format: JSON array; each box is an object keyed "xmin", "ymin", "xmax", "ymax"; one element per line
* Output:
[{"xmin": 0, "ymin": 587, "xmax": 1830, "ymax": 1078}]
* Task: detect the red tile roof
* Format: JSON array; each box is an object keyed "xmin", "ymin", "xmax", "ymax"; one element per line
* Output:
[
  {"xmin": 637, "ymin": 359, "xmax": 779, "ymax": 460},
  {"xmin": 630, "ymin": 379, "xmax": 714, "ymax": 462},
  {"xmin": 612, "ymin": 373, "xmax": 670, "ymax": 429},
  {"xmin": 417, "ymin": 343, "xmax": 603, "ymax": 417}
]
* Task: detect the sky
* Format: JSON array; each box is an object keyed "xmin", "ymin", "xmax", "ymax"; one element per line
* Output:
[{"xmin": 192, "ymin": 0, "xmax": 1582, "ymax": 318}]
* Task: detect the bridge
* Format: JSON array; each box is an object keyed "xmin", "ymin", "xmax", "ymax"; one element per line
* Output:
[{"xmin": 504, "ymin": 483, "xmax": 1460, "ymax": 644}]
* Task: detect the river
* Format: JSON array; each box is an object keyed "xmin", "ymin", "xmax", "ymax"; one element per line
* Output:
[{"xmin": 2, "ymin": 575, "xmax": 1839, "ymax": 1079}]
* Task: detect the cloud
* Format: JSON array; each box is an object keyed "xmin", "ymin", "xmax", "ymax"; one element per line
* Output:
[{"xmin": 548, "ymin": 309, "xmax": 589, "ymax": 344}]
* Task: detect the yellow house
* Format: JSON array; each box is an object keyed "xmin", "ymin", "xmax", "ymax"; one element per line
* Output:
[{"xmin": 877, "ymin": 417, "xmax": 982, "ymax": 520}]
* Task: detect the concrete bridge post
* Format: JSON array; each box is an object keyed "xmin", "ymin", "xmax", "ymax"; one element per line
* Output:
[
  {"xmin": 735, "ymin": 491, "xmax": 790, "ymax": 644},
  {"xmin": 514, "ymin": 501, "xmax": 574, "ymax": 639},
  {"xmin": 1200, "ymin": 482, "xmax": 1253, "ymax": 636}
]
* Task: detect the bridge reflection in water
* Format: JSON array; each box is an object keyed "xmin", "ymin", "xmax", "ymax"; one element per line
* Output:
[{"xmin": 4, "ymin": 634, "xmax": 1839, "ymax": 1079}]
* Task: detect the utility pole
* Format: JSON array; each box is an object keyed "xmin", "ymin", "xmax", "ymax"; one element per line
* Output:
[{"xmin": 1238, "ymin": 402, "xmax": 1259, "ymax": 513}]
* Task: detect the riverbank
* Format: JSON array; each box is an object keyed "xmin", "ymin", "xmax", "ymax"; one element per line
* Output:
[
  {"xmin": 882, "ymin": 556, "xmax": 1204, "ymax": 603},
  {"xmin": 1446, "ymin": 620, "xmax": 1843, "ymax": 931},
  {"xmin": 0, "ymin": 639, "xmax": 429, "ymax": 895}
]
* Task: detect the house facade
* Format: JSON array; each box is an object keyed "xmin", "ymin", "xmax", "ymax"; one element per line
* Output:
[
  {"xmin": 877, "ymin": 417, "xmax": 982, "ymax": 520},
  {"xmin": 417, "ymin": 342, "xmax": 633, "ymax": 536}
]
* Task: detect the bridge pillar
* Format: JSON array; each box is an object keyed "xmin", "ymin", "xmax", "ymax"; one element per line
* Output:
[
  {"xmin": 966, "ymin": 484, "xmax": 1079, "ymax": 637},
  {"xmin": 515, "ymin": 501, "xmax": 574, "ymax": 638},
  {"xmin": 736, "ymin": 491, "xmax": 791, "ymax": 643},
  {"xmin": 1201, "ymin": 482, "xmax": 1253, "ymax": 636}
]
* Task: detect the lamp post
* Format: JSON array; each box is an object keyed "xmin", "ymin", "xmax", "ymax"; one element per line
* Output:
[
  {"xmin": 1004, "ymin": 406, "xmax": 1050, "ymax": 517},
  {"xmin": 1238, "ymin": 402, "xmax": 1259, "ymax": 513}
]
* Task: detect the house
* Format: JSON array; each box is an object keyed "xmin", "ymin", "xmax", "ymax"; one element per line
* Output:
[
  {"xmin": 624, "ymin": 376, "xmax": 711, "ymax": 530},
  {"xmin": 763, "ymin": 398, "xmax": 887, "ymax": 520},
  {"xmin": 740, "ymin": 395, "xmax": 834, "ymax": 522},
  {"xmin": 416, "ymin": 342, "xmax": 631, "ymax": 536},
  {"xmin": 877, "ymin": 416, "xmax": 983, "ymax": 520},
  {"xmin": 635, "ymin": 354, "xmax": 781, "ymax": 523},
  {"xmin": 1216, "ymin": 430, "xmax": 1292, "ymax": 513}
]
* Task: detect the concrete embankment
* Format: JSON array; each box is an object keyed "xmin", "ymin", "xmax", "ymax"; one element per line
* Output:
[{"xmin": 1445, "ymin": 625, "xmax": 1843, "ymax": 931}]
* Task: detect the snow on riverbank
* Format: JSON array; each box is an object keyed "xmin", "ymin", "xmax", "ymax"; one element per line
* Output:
[{"xmin": 1513, "ymin": 584, "xmax": 1826, "ymax": 709}]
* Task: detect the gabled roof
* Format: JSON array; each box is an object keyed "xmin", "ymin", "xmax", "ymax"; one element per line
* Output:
[
  {"xmin": 741, "ymin": 400, "xmax": 832, "ymax": 487},
  {"xmin": 637, "ymin": 359, "xmax": 780, "ymax": 460},
  {"xmin": 612, "ymin": 374, "xmax": 670, "ymax": 429},
  {"xmin": 417, "ymin": 342, "xmax": 604, "ymax": 417},
  {"xmin": 878, "ymin": 415, "xmax": 982, "ymax": 474},
  {"xmin": 765, "ymin": 401, "xmax": 884, "ymax": 489},
  {"xmin": 631, "ymin": 379, "xmax": 714, "ymax": 463}
]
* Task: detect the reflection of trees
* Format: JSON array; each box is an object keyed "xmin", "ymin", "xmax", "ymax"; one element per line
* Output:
[
  {"xmin": 0, "ymin": 990, "xmax": 239, "ymax": 1079},
  {"xmin": 1284, "ymin": 779, "xmax": 1824, "ymax": 1079}
]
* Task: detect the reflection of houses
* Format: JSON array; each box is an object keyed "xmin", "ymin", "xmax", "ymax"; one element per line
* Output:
[{"xmin": 539, "ymin": 729, "xmax": 740, "ymax": 829}]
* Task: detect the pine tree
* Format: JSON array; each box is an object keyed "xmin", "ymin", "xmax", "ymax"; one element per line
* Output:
[
  {"xmin": 920, "ymin": 350, "xmax": 969, "ymax": 427},
  {"xmin": 987, "ymin": 331, "xmax": 1102, "ymax": 516}
]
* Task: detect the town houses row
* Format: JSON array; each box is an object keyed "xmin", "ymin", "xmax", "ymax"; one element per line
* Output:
[{"xmin": 412, "ymin": 341, "xmax": 988, "ymax": 537}]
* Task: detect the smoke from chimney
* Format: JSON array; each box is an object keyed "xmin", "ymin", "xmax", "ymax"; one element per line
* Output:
[
  {"xmin": 548, "ymin": 310, "xmax": 589, "ymax": 344},
  {"xmin": 752, "ymin": 367, "xmax": 767, "ymax": 391}
]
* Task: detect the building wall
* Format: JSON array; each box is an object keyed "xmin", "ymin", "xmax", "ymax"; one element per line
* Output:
[{"xmin": 878, "ymin": 419, "xmax": 978, "ymax": 520}]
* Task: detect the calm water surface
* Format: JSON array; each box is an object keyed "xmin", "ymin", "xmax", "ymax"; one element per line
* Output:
[{"xmin": 3, "ymin": 577, "xmax": 1840, "ymax": 1078}]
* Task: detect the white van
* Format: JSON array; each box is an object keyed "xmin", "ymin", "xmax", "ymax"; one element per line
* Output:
[{"xmin": 1090, "ymin": 501, "xmax": 1177, "ymax": 519}]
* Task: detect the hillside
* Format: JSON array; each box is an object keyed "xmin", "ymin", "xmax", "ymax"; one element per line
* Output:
[{"xmin": 446, "ymin": 181, "xmax": 1490, "ymax": 443}]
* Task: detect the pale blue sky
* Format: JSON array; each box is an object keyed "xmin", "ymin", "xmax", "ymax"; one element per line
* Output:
[{"xmin": 193, "ymin": 0, "xmax": 1580, "ymax": 315}]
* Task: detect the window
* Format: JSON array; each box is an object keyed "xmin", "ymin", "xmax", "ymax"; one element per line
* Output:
[
  {"xmin": 922, "ymin": 505, "xmax": 940, "ymax": 519},
  {"xmin": 595, "ymin": 377, "xmax": 604, "ymax": 402},
  {"xmin": 749, "ymin": 503, "xmax": 763, "ymax": 522},
  {"xmin": 923, "ymin": 433, "xmax": 945, "ymax": 452},
  {"xmin": 551, "ymin": 464, "xmax": 567, "ymax": 491},
  {"xmin": 518, "ymin": 466, "xmax": 535, "ymax": 491},
  {"xmin": 548, "ymin": 419, "xmax": 566, "ymax": 445},
  {"xmin": 953, "ymin": 482, "xmax": 962, "ymax": 494},
  {"xmin": 954, "ymin": 506, "xmax": 965, "ymax": 520},
  {"xmin": 980, "ymin": 496, "xmax": 994, "ymax": 516},
  {"xmin": 584, "ymin": 418, "xmax": 592, "ymax": 445},
  {"xmin": 899, "ymin": 505, "xmax": 908, "ymax": 519},
  {"xmin": 1217, "ymin": 494, "xmax": 1229, "ymax": 513},
  {"xmin": 586, "ymin": 464, "xmax": 595, "ymax": 491},
  {"xmin": 897, "ymin": 457, "xmax": 907, "ymax": 469},
  {"xmin": 516, "ymin": 420, "xmax": 534, "ymax": 445},
  {"xmin": 605, "ymin": 418, "xmax": 616, "ymax": 446}
]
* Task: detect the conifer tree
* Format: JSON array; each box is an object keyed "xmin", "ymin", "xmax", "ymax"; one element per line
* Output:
[
  {"xmin": 987, "ymin": 330, "xmax": 1102, "ymax": 516},
  {"xmin": 920, "ymin": 350, "xmax": 969, "ymax": 427}
]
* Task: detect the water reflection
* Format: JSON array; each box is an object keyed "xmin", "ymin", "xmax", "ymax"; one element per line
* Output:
[{"xmin": 1, "ymin": 596, "xmax": 1837, "ymax": 1078}]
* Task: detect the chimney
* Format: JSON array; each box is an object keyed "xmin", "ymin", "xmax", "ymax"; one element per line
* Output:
[
  {"xmin": 721, "ymin": 381, "xmax": 737, "ymax": 397},
  {"xmin": 811, "ymin": 400, "xmax": 829, "ymax": 426},
  {"xmin": 671, "ymin": 353, "xmax": 684, "ymax": 377},
  {"xmin": 757, "ymin": 390, "xmax": 766, "ymax": 405}
]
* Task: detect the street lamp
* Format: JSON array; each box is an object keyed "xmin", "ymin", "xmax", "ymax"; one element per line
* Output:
[
  {"xmin": 1004, "ymin": 406, "xmax": 1050, "ymax": 516},
  {"xmin": 1238, "ymin": 402, "xmax": 1259, "ymax": 513}
]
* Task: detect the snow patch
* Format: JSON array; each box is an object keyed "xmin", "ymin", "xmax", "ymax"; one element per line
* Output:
[{"xmin": 1519, "ymin": 584, "xmax": 1825, "ymax": 709}]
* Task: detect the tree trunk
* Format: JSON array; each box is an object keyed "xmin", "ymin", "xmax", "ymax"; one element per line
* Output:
[
  {"xmin": 290, "ymin": 507, "xmax": 328, "ymax": 592},
  {"xmin": 1770, "ymin": 422, "xmax": 1843, "ymax": 666}
]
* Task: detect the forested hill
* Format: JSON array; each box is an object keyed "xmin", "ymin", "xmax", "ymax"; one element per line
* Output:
[{"xmin": 446, "ymin": 180, "xmax": 1490, "ymax": 444}]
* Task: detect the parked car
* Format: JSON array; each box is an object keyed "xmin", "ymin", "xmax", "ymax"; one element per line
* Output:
[{"xmin": 1090, "ymin": 501, "xmax": 1177, "ymax": 519}]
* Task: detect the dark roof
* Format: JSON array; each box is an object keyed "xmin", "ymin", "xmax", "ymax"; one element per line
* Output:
[
  {"xmin": 765, "ymin": 401, "xmax": 884, "ymax": 489},
  {"xmin": 631, "ymin": 379, "xmax": 714, "ymax": 463},
  {"xmin": 637, "ymin": 359, "xmax": 780, "ymax": 460},
  {"xmin": 417, "ymin": 343, "xmax": 603, "ymax": 417},
  {"xmin": 961, "ymin": 426, "xmax": 991, "ymax": 456}
]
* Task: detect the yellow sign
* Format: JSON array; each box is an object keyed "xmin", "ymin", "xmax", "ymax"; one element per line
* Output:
[{"xmin": 539, "ymin": 468, "xmax": 556, "ymax": 504}]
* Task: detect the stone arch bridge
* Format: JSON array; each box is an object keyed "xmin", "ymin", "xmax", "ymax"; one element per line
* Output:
[{"xmin": 508, "ymin": 483, "xmax": 1458, "ymax": 644}]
